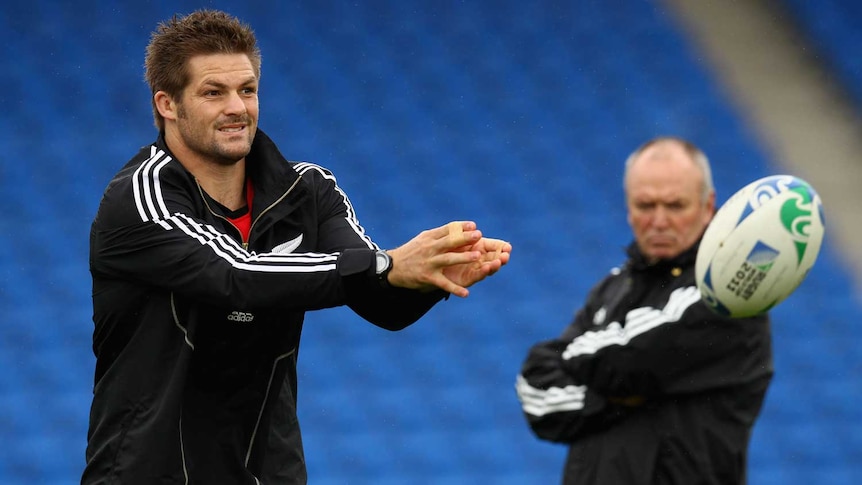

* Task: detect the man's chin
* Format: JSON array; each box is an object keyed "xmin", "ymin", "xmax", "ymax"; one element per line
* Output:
[
  {"xmin": 214, "ymin": 141, "xmax": 253, "ymax": 165},
  {"xmin": 645, "ymin": 245, "xmax": 677, "ymax": 261}
]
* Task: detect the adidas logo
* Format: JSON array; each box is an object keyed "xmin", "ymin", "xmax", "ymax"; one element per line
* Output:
[{"xmin": 227, "ymin": 311, "xmax": 255, "ymax": 323}]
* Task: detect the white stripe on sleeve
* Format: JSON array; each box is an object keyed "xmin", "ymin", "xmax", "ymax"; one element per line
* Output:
[
  {"xmin": 516, "ymin": 374, "xmax": 587, "ymax": 417},
  {"xmin": 130, "ymin": 147, "xmax": 341, "ymax": 275},
  {"xmin": 294, "ymin": 162, "xmax": 376, "ymax": 250},
  {"xmin": 562, "ymin": 286, "xmax": 702, "ymax": 360}
]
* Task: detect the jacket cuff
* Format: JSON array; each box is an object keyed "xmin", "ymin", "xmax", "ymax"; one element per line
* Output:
[
  {"xmin": 337, "ymin": 248, "xmax": 446, "ymax": 330},
  {"xmin": 337, "ymin": 248, "xmax": 376, "ymax": 277}
]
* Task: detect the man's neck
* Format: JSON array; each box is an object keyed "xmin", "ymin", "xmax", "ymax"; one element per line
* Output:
[
  {"xmin": 196, "ymin": 163, "xmax": 247, "ymax": 211},
  {"xmin": 165, "ymin": 132, "xmax": 247, "ymax": 211}
]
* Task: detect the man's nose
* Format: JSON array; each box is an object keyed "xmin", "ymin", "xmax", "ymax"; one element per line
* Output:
[
  {"xmin": 652, "ymin": 207, "xmax": 670, "ymax": 228},
  {"xmin": 223, "ymin": 91, "xmax": 247, "ymax": 115}
]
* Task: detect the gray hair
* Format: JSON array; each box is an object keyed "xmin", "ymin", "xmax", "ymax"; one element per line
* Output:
[{"xmin": 623, "ymin": 136, "xmax": 715, "ymax": 202}]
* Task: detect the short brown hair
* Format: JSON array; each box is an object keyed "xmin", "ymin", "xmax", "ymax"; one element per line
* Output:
[{"xmin": 144, "ymin": 9, "xmax": 262, "ymax": 131}]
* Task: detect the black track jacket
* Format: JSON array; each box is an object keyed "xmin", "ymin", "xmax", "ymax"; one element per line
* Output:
[
  {"xmin": 84, "ymin": 130, "xmax": 444, "ymax": 484},
  {"xmin": 516, "ymin": 242, "xmax": 773, "ymax": 484}
]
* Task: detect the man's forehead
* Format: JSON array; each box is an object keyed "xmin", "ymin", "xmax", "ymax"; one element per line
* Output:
[
  {"xmin": 626, "ymin": 171, "xmax": 702, "ymax": 202},
  {"xmin": 628, "ymin": 185, "xmax": 696, "ymax": 201},
  {"xmin": 627, "ymin": 151, "xmax": 702, "ymax": 186},
  {"xmin": 187, "ymin": 54, "xmax": 256, "ymax": 81}
]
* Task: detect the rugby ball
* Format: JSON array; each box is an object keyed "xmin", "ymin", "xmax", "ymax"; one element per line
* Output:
[{"xmin": 695, "ymin": 174, "xmax": 825, "ymax": 318}]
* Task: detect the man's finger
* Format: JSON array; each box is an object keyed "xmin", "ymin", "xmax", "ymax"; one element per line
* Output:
[
  {"xmin": 447, "ymin": 221, "xmax": 463, "ymax": 242},
  {"xmin": 432, "ymin": 273, "xmax": 469, "ymax": 298},
  {"xmin": 482, "ymin": 238, "xmax": 511, "ymax": 253},
  {"xmin": 445, "ymin": 221, "xmax": 481, "ymax": 249}
]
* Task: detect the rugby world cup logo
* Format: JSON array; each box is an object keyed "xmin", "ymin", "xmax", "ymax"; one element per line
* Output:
[{"xmin": 725, "ymin": 241, "xmax": 780, "ymax": 304}]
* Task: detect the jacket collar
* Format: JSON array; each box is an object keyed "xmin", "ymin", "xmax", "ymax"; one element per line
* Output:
[
  {"xmin": 155, "ymin": 128, "xmax": 307, "ymax": 219},
  {"xmin": 244, "ymin": 129, "xmax": 303, "ymax": 206}
]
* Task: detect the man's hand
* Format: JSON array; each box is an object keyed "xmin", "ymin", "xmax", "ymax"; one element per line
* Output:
[{"xmin": 386, "ymin": 221, "xmax": 512, "ymax": 297}]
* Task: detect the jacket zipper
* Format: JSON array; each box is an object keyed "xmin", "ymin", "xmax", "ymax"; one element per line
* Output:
[
  {"xmin": 196, "ymin": 175, "xmax": 304, "ymax": 250},
  {"xmin": 245, "ymin": 175, "xmax": 303, "ymax": 250}
]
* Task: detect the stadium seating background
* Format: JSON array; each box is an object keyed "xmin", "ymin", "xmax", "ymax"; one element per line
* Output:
[{"xmin": 1, "ymin": 1, "xmax": 860, "ymax": 483}]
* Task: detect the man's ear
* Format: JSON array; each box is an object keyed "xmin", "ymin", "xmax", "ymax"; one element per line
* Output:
[
  {"xmin": 154, "ymin": 91, "xmax": 179, "ymax": 122},
  {"xmin": 625, "ymin": 196, "xmax": 635, "ymax": 229},
  {"xmin": 704, "ymin": 190, "xmax": 717, "ymax": 220}
]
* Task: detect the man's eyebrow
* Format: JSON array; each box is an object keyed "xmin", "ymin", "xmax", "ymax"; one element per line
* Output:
[
  {"xmin": 199, "ymin": 76, "xmax": 258, "ymax": 88},
  {"xmin": 199, "ymin": 79, "xmax": 228, "ymax": 89}
]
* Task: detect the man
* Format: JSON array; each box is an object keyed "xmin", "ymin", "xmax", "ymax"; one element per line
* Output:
[
  {"xmin": 516, "ymin": 137, "xmax": 772, "ymax": 484},
  {"xmin": 83, "ymin": 9, "xmax": 511, "ymax": 484}
]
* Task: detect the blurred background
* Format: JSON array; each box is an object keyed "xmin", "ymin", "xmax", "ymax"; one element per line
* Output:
[{"xmin": 2, "ymin": 0, "xmax": 861, "ymax": 483}]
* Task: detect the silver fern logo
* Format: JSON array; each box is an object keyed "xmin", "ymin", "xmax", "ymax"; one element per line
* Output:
[{"xmin": 272, "ymin": 234, "xmax": 304, "ymax": 254}]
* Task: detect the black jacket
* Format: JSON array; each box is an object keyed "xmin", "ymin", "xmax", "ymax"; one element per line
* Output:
[
  {"xmin": 516, "ymin": 242, "xmax": 773, "ymax": 485},
  {"xmin": 84, "ymin": 130, "xmax": 444, "ymax": 484}
]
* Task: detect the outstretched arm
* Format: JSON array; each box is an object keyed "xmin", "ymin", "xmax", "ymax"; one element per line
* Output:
[
  {"xmin": 331, "ymin": 221, "xmax": 511, "ymax": 330},
  {"xmin": 387, "ymin": 221, "xmax": 512, "ymax": 298}
]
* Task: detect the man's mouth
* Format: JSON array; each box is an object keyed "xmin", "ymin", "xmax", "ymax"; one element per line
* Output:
[{"xmin": 648, "ymin": 235, "xmax": 675, "ymax": 247}]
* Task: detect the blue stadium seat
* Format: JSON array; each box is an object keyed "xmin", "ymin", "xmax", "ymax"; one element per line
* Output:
[{"xmin": 3, "ymin": 0, "xmax": 861, "ymax": 483}]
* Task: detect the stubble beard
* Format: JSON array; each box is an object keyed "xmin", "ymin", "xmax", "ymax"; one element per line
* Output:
[{"xmin": 177, "ymin": 106, "xmax": 254, "ymax": 166}]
